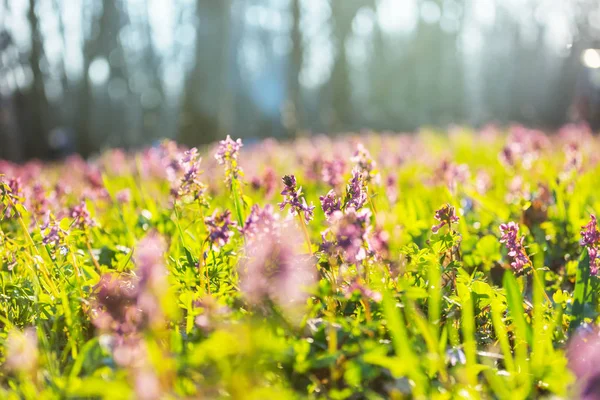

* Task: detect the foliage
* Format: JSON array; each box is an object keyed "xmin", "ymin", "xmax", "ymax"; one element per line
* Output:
[{"xmin": 0, "ymin": 126, "xmax": 599, "ymax": 399}]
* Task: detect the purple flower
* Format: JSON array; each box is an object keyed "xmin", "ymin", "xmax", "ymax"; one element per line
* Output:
[
  {"xmin": 214, "ymin": 135, "xmax": 243, "ymax": 184},
  {"xmin": 135, "ymin": 369, "xmax": 161, "ymax": 400},
  {"xmin": 92, "ymin": 235, "xmax": 169, "ymax": 361},
  {"xmin": 564, "ymin": 143, "xmax": 583, "ymax": 175},
  {"xmin": 303, "ymin": 154, "xmax": 323, "ymax": 182},
  {"xmin": 321, "ymin": 158, "xmax": 345, "ymax": 187},
  {"xmin": 499, "ymin": 126, "xmax": 548, "ymax": 170},
  {"xmin": 589, "ymin": 247, "xmax": 600, "ymax": 277},
  {"xmin": 5, "ymin": 328, "xmax": 38, "ymax": 373},
  {"xmin": 323, "ymin": 207, "xmax": 372, "ymax": 264},
  {"xmin": 30, "ymin": 183, "xmax": 49, "ymax": 218},
  {"xmin": 70, "ymin": 201, "xmax": 96, "ymax": 230},
  {"xmin": 242, "ymin": 204, "xmax": 278, "ymax": 239},
  {"xmin": 320, "ymin": 190, "xmax": 341, "ymax": 220},
  {"xmin": 134, "ymin": 233, "xmax": 168, "ymax": 293},
  {"xmin": 193, "ymin": 294, "xmax": 231, "ymax": 332},
  {"xmin": 172, "ymin": 148, "xmax": 206, "ymax": 202},
  {"xmin": 580, "ymin": 215, "xmax": 600, "ymax": 276},
  {"xmin": 345, "ymin": 168, "xmax": 368, "ymax": 210},
  {"xmin": 499, "ymin": 222, "xmax": 530, "ymax": 272},
  {"xmin": 1, "ymin": 177, "xmax": 22, "ymax": 218},
  {"xmin": 92, "ymin": 274, "xmax": 140, "ymax": 334},
  {"xmin": 116, "ymin": 189, "xmax": 131, "ymax": 204},
  {"xmin": 159, "ymin": 140, "xmax": 185, "ymax": 182},
  {"xmin": 368, "ymin": 226, "xmax": 390, "ymax": 260},
  {"xmin": 581, "ymin": 215, "xmax": 600, "ymax": 247},
  {"xmin": 279, "ymin": 175, "xmax": 315, "ymax": 222},
  {"xmin": 84, "ymin": 167, "xmax": 109, "ymax": 200},
  {"xmin": 41, "ymin": 216, "xmax": 68, "ymax": 248},
  {"xmin": 499, "ymin": 144, "xmax": 519, "ymax": 168},
  {"xmin": 351, "ymin": 143, "xmax": 379, "ymax": 183},
  {"xmin": 567, "ymin": 325, "xmax": 600, "ymax": 400},
  {"xmin": 431, "ymin": 204, "xmax": 459, "ymax": 234},
  {"xmin": 343, "ymin": 280, "xmax": 382, "ymax": 302},
  {"xmin": 434, "ymin": 160, "xmax": 470, "ymax": 194},
  {"xmin": 205, "ymin": 210, "xmax": 237, "ymax": 250},
  {"xmin": 385, "ymin": 174, "xmax": 398, "ymax": 204},
  {"xmin": 215, "ymin": 135, "xmax": 243, "ymax": 164},
  {"xmin": 240, "ymin": 224, "xmax": 316, "ymax": 317},
  {"xmin": 251, "ymin": 167, "xmax": 276, "ymax": 198}
]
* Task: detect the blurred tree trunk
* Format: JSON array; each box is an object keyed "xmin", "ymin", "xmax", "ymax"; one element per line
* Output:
[
  {"xmin": 327, "ymin": 0, "xmax": 359, "ymax": 132},
  {"xmin": 77, "ymin": 0, "xmax": 129, "ymax": 156},
  {"xmin": 0, "ymin": 96, "xmax": 22, "ymax": 161},
  {"xmin": 138, "ymin": 1, "xmax": 166, "ymax": 144},
  {"xmin": 284, "ymin": 0, "xmax": 303, "ymax": 137},
  {"xmin": 179, "ymin": 0, "xmax": 231, "ymax": 146},
  {"xmin": 24, "ymin": 0, "xmax": 50, "ymax": 159},
  {"xmin": 0, "ymin": 25, "xmax": 23, "ymax": 161}
]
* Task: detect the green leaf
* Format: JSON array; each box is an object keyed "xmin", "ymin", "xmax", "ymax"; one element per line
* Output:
[{"xmin": 572, "ymin": 250, "xmax": 591, "ymax": 330}]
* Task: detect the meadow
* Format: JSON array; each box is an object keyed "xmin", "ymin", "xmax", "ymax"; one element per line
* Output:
[{"xmin": 1, "ymin": 125, "xmax": 600, "ymax": 399}]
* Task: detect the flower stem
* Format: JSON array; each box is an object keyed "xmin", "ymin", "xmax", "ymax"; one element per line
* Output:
[
  {"xmin": 85, "ymin": 235, "xmax": 101, "ymax": 271},
  {"xmin": 9, "ymin": 200, "xmax": 59, "ymax": 297},
  {"xmin": 297, "ymin": 213, "xmax": 313, "ymax": 256},
  {"xmin": 230, "ymin": 179, "xmax": 245, "ymax": 228}
]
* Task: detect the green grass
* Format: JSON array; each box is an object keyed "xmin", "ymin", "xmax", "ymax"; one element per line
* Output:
[{"xmin": 0, "ymin": 128, "xmax": 598, "ymax": 399}]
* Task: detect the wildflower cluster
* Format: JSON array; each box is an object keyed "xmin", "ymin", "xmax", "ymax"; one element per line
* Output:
[
  {"xmin": 172, "ymin": 147, "xmax": 207, "ymax": 204},
  {"xmin": 91, "ymin": 233, "xmax": 168, "ymax": 370},
  {"xmin": 240, "ymin": 222, "xmax": 316, "ymax": 317},
  {"xmin": 431, "ymin": 204, "xmax": 459, "ymax": 234},
  {"xmin": 1, "ymin": 177, "xmax": 22, "ymax": 218},
  {"xmin": 322, "ymin": 207, "xmax": 372, "ymax": 265},
  {"xmin": 351, "ymin": 143, "xmax": 380, "ymax": 183},
  {"xmin": 344, "ymin": 168, "xmax": 368, "ymax": 210},
  {"xmin": 499, "ymin": 221, "xmax": 531, "ymax": 272},
  {"xmin": 2, "ymin": 129, "xmax": 600, "ymax": 399},
  {"xmin": 241, "ymin": 204, "xmax": 277, "ymax": 240},
  {"xmin": 205, "ymin": 209, "xmax": 237, "ymax": 250},
  {"xmin": 433, "ymin": 160, "xmax": 470, "ymax": 194},
  {"xmin": 279, "ymin": 175, "xmax": 315, "ymax": 222},
  {"xmin": 321, "ymin": 158, "xmax": 345, "ymax": 187},
  {"xmin": 41, "ymin": 215, "xmax": 68, "ymax": 250},
  {"xmin": 70, "ymin": 201, "xmax": 96, "ymax": 230},
  {"xmin": 215, "ymin": 135, "xmax": 243, "ymax": 184},
  {"xmin": 320, "ymin": 189, "xmax": 342, "ymax": 220},
  {"xmin": 580, "ymin": 215, "xmax": 600, "ymax": 276}
]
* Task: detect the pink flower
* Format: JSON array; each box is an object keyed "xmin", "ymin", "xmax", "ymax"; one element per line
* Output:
[
  {"xmin": 116, "ymin": 189, "xmax": 131, "ymax": 204},
  {"xmin": 321, "ymin": 158, "xmax": 345, "ymax": 187},
  {"xmin": 431, "ymin": 204, "xmax": 459, "ymax": 234},
  {"xmin": 279, "ymin": 175, "xmax": 315, "ymax": 222},
  {"xmin": 70, "ymin": 201, "xmax": 96, "ymax": 230},
  {"xmin": 580, "ymin": 215, "xmax": 600, "ymax": 276},
  {"xmin": 5, "ymin": 328, "xmax": 38, "ymax": 373},
  {"xmin": 499, "ymin": 222, "xmax": 530, "ymax": 272},
  {"xmin": 567, "ymin": 325, "xmax": 600, "ymax": 400},
  {"xmin": 351, "ymin": 143, "xmax": 379, "ymax": 184},
  {"xmin": 205, "ymin": 210, "xmax": 237, "ymax": 250},
  {"xmin": 214, "ymin": 136, "xmax": 243, "ymax": 184},
  {"xmin": 240, "ymin": 224, "xmax": 316, "ymax": 318},
  {"xmin": 320, "ymin": 189, "xmax": 342, "ymax": 220},
  {"xmin": 345, "ymin": 168, "xmax": 368, "ymax": 210},
  {"xmin": 322, "ymin": 207, "xmax": 372, "ymax": 264},
  {"xmin": 343, "ymin": 280, "xmax": 382, "ymax": 302}
]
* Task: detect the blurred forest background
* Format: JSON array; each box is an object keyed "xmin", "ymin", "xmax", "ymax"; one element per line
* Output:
[{"xmin": 2, "ymin": 0, "xmax": 600, "ymax": 161}]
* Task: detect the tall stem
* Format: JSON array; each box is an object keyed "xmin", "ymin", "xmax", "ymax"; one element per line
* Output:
[
  {"xmin": 230, "ymin": 179, "xmax": 244, "ymax": 228},
  {"xmin": 367, "ymin": 188, "xmax": 378, "ymax": 217},
  {"xmin": 8, "ymin": 198, "xmax": 59, "ymax": 297},
  {"xmin": 85, "ymin": 235, "xmax": 101, "ymax": 271},
  {"xmin": 297, "ymin": 213, "xmax": 313, "ymax": 256}
]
